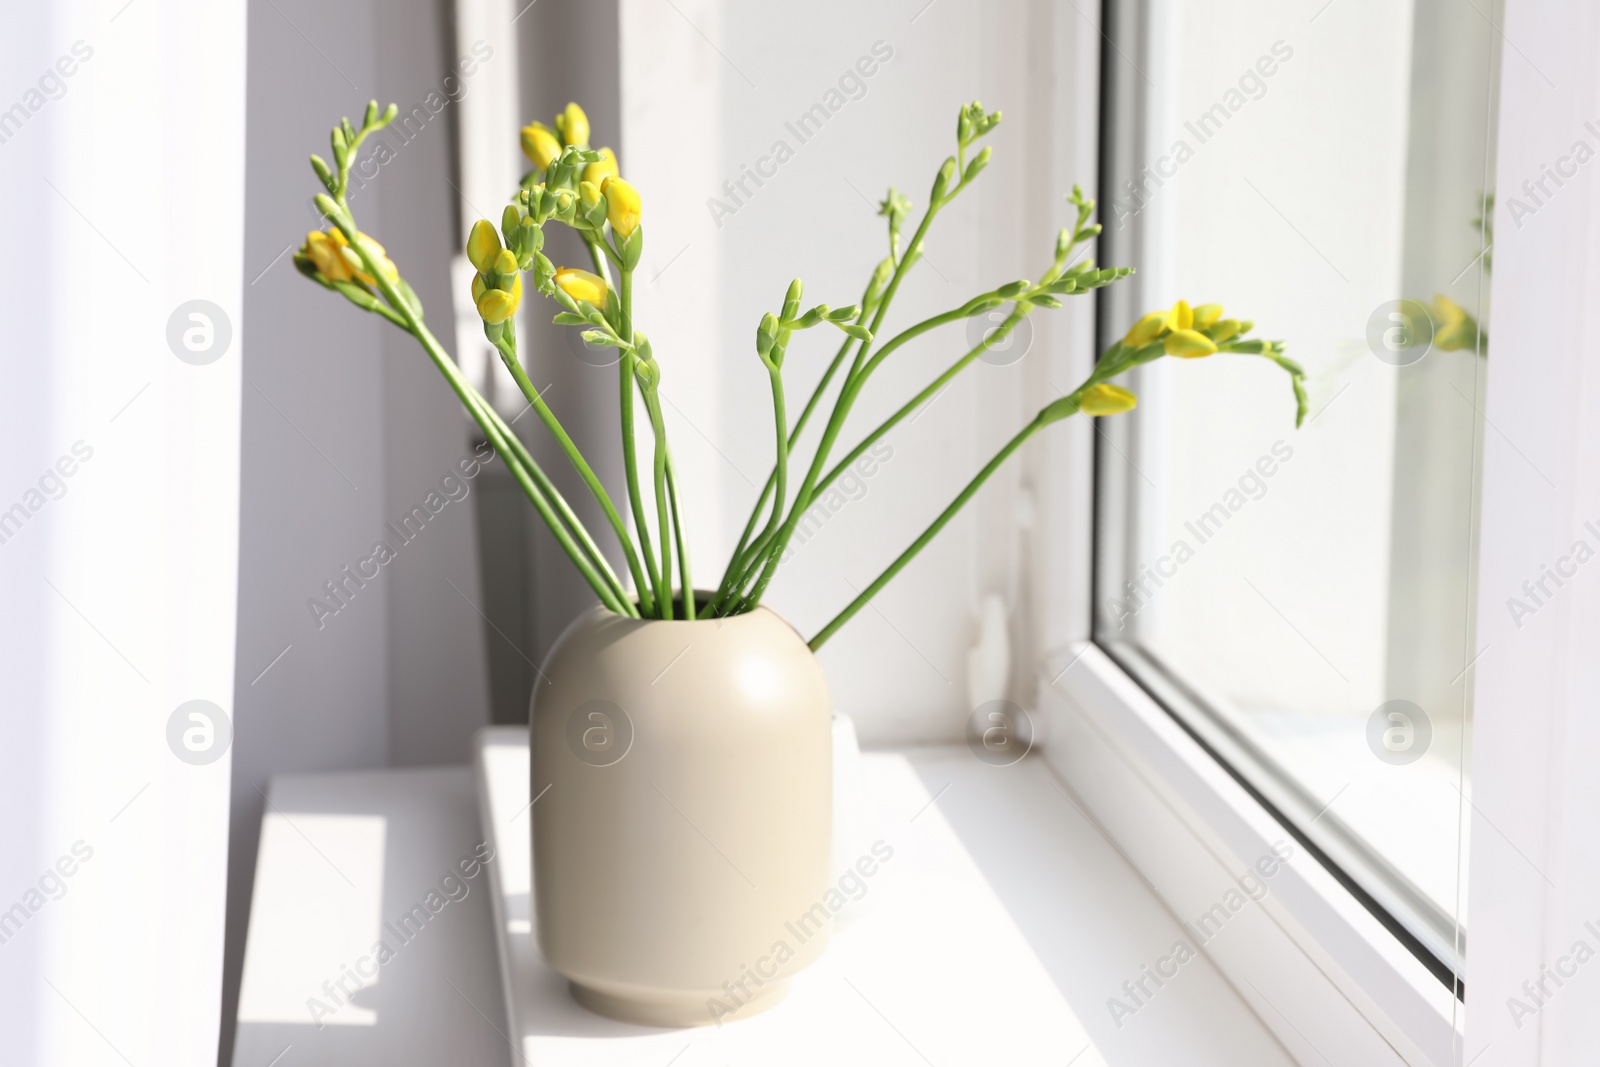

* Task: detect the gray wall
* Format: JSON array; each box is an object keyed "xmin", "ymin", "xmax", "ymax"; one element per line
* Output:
[{"xmin": 221, "ymin": 0, "xmax": 491, "ymax": 1059}]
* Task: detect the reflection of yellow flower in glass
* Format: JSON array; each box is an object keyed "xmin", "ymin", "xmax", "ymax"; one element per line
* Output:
[
  {"xmin": 602, "ymin": 176, "xmax": 641, "ymax": 238},
  {"xmin": 521, "ymin": 123, "xmax": 561, "ymax": 170},
  {"xmin": 1079, "ymin": 383, "xmax": 1137, "ymax": 415},
  {"xmin": 555, "ymin": 267, "xmax": 608, "ymax": 306},
  {"xmin": 1432, "ymin": 294, "xmax": 1481, "ymax": 351},
  {"xmin": 584, "ymin": 147, "xmax": 618, "ymax": 186}
]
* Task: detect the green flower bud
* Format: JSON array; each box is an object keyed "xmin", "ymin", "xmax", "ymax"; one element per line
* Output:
[
  {"xmin": 962, "ymin": 146, "xmax": 992, "ymax": 184},
  {"xmin": 633, "ymin": 358, "xmax": 659, "ymax": 389},
  {"xmin": 1078, "ymin": 383, "xmax": 1137, "ymax": 416},
  {"xmin": 1054, "ymin": 228, "xmax": 1074, "ymax": 261},
  {"xmin": 796, "ymin": 304, "xmax": 830, "ymax": 328},
  {"xmin": 931, "ymin": 156, "xmax": 957, "ymax": 201},
  {"xmin": 756, "ymin": 312, "xmax": 779, "ymax": 360},
  {"xmin": 310, "ymin": 154, "xmax": 335, "ymax": 193}
]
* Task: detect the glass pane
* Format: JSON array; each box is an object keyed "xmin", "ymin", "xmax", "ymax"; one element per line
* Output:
[{"xmin": 1094, "ymin": 0, "xmax": 1500, "ymax": 982}]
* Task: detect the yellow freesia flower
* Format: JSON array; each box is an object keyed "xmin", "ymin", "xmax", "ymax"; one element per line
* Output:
[
  {"xmin": 521, "ymin": 122, "xmax": 561, "ymax": 170},
  {"xmin": 1079, "ymin": 383, "xmax": 1138, "ymax": 415},
  {"xmin": 476, "ymin": 271, "xmax": 523, "ymax": 324},
  {"xmin": 554, "ymin": 267, "xmax": 607, "ymax": 306},
  {"xmin": 1192, "ymin": 303, "xmax": 1223, "ymax": 330},
  {"xmin": 1164, "ymin": 299, "xmax": 1193, "ymax": 333},
  {"xmin": 1164, "ymin": 328, "xmax": 1217, "ymax": 358},
  {"xmin": 584, "ymin": 147, "xmax": 619, "ymax": 187},
  {"xmin": 1123, "ymin": 310, "xmax": 1167, "ymax": 347},
  {"xmin": 579, "ymin": 180, "xmax": 603, "ymax": 211},
  {"xmin": 304, "ymin": 231, "xmax": 351, "ymax": 282},
  {"xmin": 467, "ymin": 218, "xmax": 502, "ymax": 272},
  {"xmin": 555, "ymin": 102, "xmax": 589, "ymax": 147},
  {"xmin": 327, "ymin": 227, "xmax": 398, "ymax": 286},
  {"xmin": 602, "ymin": 176, "xmax": 641, "ymax": 238}
]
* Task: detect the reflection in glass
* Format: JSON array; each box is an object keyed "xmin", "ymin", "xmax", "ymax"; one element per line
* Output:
[{"xmin": 1094, "ymin": 0, "xmax": 1499, "ymax": 983}]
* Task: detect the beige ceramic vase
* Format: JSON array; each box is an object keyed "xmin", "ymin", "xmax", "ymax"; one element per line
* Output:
[{"xmin": 530, "ymin": 597, "xmax": 833, "ymax": 1027}]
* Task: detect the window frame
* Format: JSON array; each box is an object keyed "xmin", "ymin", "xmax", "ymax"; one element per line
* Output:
[{"xmin": 1027, "ymin": 0, "xmax": 1512, "ymax": 1061}]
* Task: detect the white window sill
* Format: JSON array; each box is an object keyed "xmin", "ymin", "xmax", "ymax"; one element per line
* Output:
[{"xmin": 233, "ymin": 724, "xmax": 1301, "ymax": 1064}]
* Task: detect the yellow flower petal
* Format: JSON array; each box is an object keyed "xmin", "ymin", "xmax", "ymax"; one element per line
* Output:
[
  {"xmin": 467, "ymin": 219, "xmax": 502, "ymax": 273},
  {"xmin": 583, "ymin": 147, "xmax": 619, "ymax": 187},
  {"xmin": 555, "ymin": 102, "xmax": 589, "ymax": 147},
  {"xmin": 1192, "ymin": 303, "xmax": 1223, "ymax": 330},
  {"xmin": 1079, "ymin": 383, "xmax": 1138, "ymax": 416},
  {"xmin": 477, "ymin": 288, "xmax": 516, "ymax": 324},
  {"xmin": 554, "ymin": 267, "xmax": 608, "ymax": 307},
  {"xmin": 1165, "ymin": 299, "xmax": 1193, "ymax": 333},
  {"xmin": 304, "ymin": 231, "xmax": 351, "ymax": 282},
  {"xmin": 520, "ymin": 123, "xmax": 561, "ymax": 170},
  {"xmin": 1123, "ymin": 310, "xmax": 1167, "ymax": 348},
  {"xmin": 1164, "ymin": 328, "xmax": 1217, "ymax": 358},
  {"xmin": 601, "ymin": 176, "xmax": 641, "ymax": 238}
]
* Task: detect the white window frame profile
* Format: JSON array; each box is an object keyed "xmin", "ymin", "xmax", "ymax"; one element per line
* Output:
[{"xmin": 1027, "ymin": 1, "xmax": 1593, "ymax": 1064}]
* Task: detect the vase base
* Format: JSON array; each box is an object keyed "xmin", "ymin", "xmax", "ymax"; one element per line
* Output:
[{"xmin": 570, "ymin": 978, "xmax": 792, "ymax": 1028}]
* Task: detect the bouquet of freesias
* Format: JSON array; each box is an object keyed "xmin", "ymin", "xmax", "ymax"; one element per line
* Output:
[{"xmin": 295, "ymin": 99, "xmax": 1306, "ymax": 648}]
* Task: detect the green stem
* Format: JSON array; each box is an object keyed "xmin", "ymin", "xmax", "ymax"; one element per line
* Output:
[
  {"xmin": 421, "ymin": 332, "xmax": 625, "ymax": 615},
  {"xmin": 491, "ymin": 325, "xmax": 651, "ymax": 609},
  {"xmin": 711, "ymin": 333, "xmax": 852, "ymax": 613},
  {"xmin": 736, "ymin": 297, "xmax": 980, "ymax": 613},
  {"xmin": 616, "ymin": 264, "xmax": 661, "ymax": 615},
  {"xmin": 735, "ymin": 200, "xmax": 957, "ymax": 613},
  {"xmin": 583, "ymin": 233, "xmax": 615, "ymax": 289},
  {"xmin": 641, "ymin": 385, "xmax": 674, "ymax": 619},
  {"xmin": 474, "ymin": 360, "xmax": 638, "ymax": 617},
  {"xmin": 620, "ymin": 354, "xmax": 661, "ymax": 614},
  {"xmin": 813, "ymin": 309, "xmax": 1026, "ymax": 501},
  {"xmin": 809, "ymin": 407, "xmax": 1054, "ymax": 650},
  {"xmin": 720, "ymin": 364, "xmax": 787, "ymax": 618},
  {"xmin": 665, "ymin": 451, "xmax": 693, "ymax": 620},
  {"xmin": 843, "ymin": 200, "xmax": 944, "ymax": 387},
  {"xmin": 327, "ymin": 205, "xmax": 629, "ymax": 615}
]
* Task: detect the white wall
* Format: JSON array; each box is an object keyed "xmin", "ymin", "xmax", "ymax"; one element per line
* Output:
[{"xmin": 0, "ymin": 2, "xmax": 245, "ymax": 1063}]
